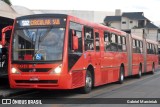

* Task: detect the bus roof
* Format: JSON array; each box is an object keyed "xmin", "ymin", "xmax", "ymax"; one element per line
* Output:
[
  {"xmin": 131, "ymin": 34, "xmax": 143, "ymax": 41},
  {"xmin": 146, "ymin": 39, "xmax": 159, "ymax": 45},
  {"xmin": 15, "ymin": 14, "xmax": 127, "ymax": 36},
  {"xmin": 15, "ymin": 14, "xmax": 68, "ymax": 20},
  {"xmin": 68, "ymin": 14, "xmax": 127, "ymax": 36}
]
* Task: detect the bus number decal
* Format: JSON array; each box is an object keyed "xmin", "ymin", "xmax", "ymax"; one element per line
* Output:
[
  {"xmin": 18, "ymin": 64, "xmax": 29, "ymax": 68},
  {"xmin": 21, "ymin": 20, "xmax": 30, "ymax": 26}
]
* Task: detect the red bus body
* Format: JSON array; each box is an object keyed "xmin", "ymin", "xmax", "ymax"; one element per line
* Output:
[
  {"xmin": 145, "ymin": 39, "xmax": 159, "ymax": 72},
  {"xmin": 9, "ymin": 14, "xmax": 159, "ymax": 92},
  {"xmin": 0, "ymin": 25, "xmax": 12, "ymax": 76}
]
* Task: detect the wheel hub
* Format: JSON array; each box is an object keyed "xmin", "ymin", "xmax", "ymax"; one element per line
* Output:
[{"xmin": 86, "ymin": 76, "xmax": 92, "ymax": 88}]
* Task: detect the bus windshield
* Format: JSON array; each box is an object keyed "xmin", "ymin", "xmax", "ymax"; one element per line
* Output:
[{"xmin": 12, "ymin": 27, "xmax": 65, "ymax": 62}]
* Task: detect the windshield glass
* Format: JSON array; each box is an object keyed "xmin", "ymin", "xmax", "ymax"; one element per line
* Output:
[{"xmin": 12, "ymin": 28, "xmax": 65, "ymax": 61}]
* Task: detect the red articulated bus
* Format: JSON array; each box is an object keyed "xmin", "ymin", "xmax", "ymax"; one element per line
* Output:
[
  {"xmin": 8, "ymin": 14, "xmax": 159, "ymax": 93},
  {"xmin": 127, "ymin": 35, "xmax": 144, "ymax": 78},
  {"xmin": 145, "ymin": 39, "xmax": 159, "ymax": 73}
]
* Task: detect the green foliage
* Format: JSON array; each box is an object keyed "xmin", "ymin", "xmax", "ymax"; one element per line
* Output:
[{"xmin": 2, "ymin": 0, "xmax": 12, "ymax": 5}]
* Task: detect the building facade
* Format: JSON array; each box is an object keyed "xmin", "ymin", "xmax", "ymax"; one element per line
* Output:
[{"xmin": 104, "ymin": 10, "xmax": 159, "ymax": 42}]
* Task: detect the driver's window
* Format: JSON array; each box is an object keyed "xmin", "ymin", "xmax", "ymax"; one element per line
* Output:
[{"xmin": 68, "ymin": 22, "xmax": 83, "ymax": 53}]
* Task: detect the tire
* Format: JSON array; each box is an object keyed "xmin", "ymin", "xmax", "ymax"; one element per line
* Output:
[
  {"xmin": 80, "ymin": 70, "xmax": 92, "ymax": 94},
  {"xmin": 151, "ymin": 64, "xmax": 155, "ymax": 74},
  {"xmin": 118, "ymin": 66, "xmax": 124, "ymax": 84},
  {"xmin": 137, "ymin": 65, "xmax": 142, "ymax": 78}
]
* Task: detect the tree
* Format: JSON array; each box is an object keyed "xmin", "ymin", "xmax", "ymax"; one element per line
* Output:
[{"xmin": 2, "ymin": 0, "xmax": 12, "ymax": 6}]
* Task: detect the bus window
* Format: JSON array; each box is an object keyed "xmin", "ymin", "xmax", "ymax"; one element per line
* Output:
[
  {"xmin": 147, "ymin": 43, "xmax": 150, "ymax": 54},
  {"xmin": 109, "ymin": 34, "xmax": 118, "ymax": 51},
  {"xmin": 104, "ymin": 32, "xmax": 110, "ymax": 51},
  {"xmin": 122, "ymin": 36, "xmax": 126, "ymax": 52},
  {"xmin": 68, "ymin": 29, "xmax": 82, "ymax": 53},
  {"xmin": 140, "ymin": 41, "xmax": 143, "ymax": 53},
  {"xmin": 111, "ymin": 34, "xmax": 116, "ymax": 43},
  {"xmin": 152, "ymin": 44, "xmax": 155, "ymax": 54},
  {"xmin": 151, "ymin": 44, "xmax": 155, "ymax": 54},
  {"xmin": 69, "ymin": 22, "xmax": 83, "ymax": 53},
  {"xmin": 156, "ymin": 45, "xmax": 158, "ymax": 55},
  {"xmin": 132, "ymin": 39, "xmax": 136, "ymax": 53},
  {"xmin": 118, "ymin": 36, "xmax": 122, "ymax": 52},
  {"xmin": 84, "ymin": 27, "xmax": 94, "ymax": 51},
  {"xmin": 154, "ymin": 45, "xmax": 157, "ymax": 55},
  {"xmin": 132, "ymin": 39, "xmax": 142, "ymax": 53},
  {"xmin": 95, "ymin": 32, "xmax": 100, "ymax": 51},
  {"xmin": 136, "ymin": 40, "xmax": 140, "ymax": 53}
]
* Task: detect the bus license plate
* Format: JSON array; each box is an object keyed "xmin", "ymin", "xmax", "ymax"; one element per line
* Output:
[{"xmin": 30, "ymin": 77, "xmax": 39, "ymax": 81}]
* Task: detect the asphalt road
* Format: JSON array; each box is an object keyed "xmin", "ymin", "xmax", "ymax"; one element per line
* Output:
[{"xmin": 1, "ymin": 69, "xmax": 160, "ymax": 107}]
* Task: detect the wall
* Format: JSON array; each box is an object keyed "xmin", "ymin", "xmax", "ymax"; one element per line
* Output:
[
  {"xmin": 131, "ymin": 29, "xmax": 143, "ymax": 38},
  {"xmin": 110, "ymin": 22, "xmax": 121, "ymax": 29},
  {"xmin": 129, "ymin": 20, "xmax": 138, "ymax": 29},
  {"xmin": 146, "ymin": 29, "xmax": 158, "ymax": 41},
  {"xmin": 121, "ymin": 17, "xmax": 129, "ymax": 30},
  {"xmin": 33, "ymin": 10, "xmax": 114, "ymax": 24}
]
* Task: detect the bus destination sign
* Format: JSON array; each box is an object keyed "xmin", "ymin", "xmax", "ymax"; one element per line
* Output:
[{"xmin": 18, "ymin": 18, "xmax": 65, "ymax": 27}]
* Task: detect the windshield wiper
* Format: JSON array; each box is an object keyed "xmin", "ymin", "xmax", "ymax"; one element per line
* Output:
[
  {"xmin": 39, "ymin": 27, "xmax": 52, "ymax": 43},
  {"xmin": 34, "ymin": 28, "xmax": 52, "ymax": 60}
]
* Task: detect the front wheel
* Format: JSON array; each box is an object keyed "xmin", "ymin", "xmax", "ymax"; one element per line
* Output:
[
  {"xmin": 80, "ymin": 71, "xmax": 92, "ymax": 94},
  {"xmin": 118, "ymin": 67, "xmax": 124, "ymax": 84}
]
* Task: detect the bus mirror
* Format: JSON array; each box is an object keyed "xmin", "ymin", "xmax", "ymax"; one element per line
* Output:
[{"xmin": 73, "ymin": 36, "xmax": 78, "ymax": 50}]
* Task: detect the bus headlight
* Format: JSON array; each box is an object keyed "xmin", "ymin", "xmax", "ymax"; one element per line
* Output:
[
  {"xmin": 50, "ymin": 64, "xmax": 62, "ymax": 74},
  {"xmin": 11, "ymin": 68, "xmax": 20, "ymax": 74},
  {"xmin": 54, "ymin": 66, "xmax": 61, "ymax": 74}
]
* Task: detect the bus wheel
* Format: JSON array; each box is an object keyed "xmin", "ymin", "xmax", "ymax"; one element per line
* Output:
[
  {"xmin": 118, "ymin": 66, "xmax": 124, "ymax": 84},
  {"xmin": 137, "ymin": 65, "xmax": 142, "ymax": 78},
  {"xmin": 151, "ymin": 64, "xmax": 155, "ymax": 74},
  {"xmin": 80, "ymin": 70, "xmax": 92, "ymax": 94}
]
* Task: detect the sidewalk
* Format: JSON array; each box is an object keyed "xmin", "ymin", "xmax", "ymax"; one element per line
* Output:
[
  {"xmin": 0, "ymin": 78, "xmax": 32, "ymax": 98},
  {"xmin": 0, "ymin": 88, "xmax": 33, "ymax": 98}
]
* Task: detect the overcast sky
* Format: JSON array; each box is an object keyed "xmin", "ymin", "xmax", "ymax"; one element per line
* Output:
[{"xmin": 10, "ymin": 0, "xmax": 160, "ymax": 26}]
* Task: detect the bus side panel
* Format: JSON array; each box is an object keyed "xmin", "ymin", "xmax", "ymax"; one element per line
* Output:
[
  {"xmin": 155, "ymin": 55, "xmax": 159, "ymax": 70},
  {"xmin": 69, "ymin": 52, "xmax": 100, "ymax": 88},
  {"xmin": 132, "ymin": 53, "xmax": 143, "ymax": 75},
  {"xmin": 146, "ymin": 54, "xmax": 153, "ymax": 72},
  {"xmin": 147, "ymin": 54, "xmax": 158, "ymax": 71},
  {"xmin": 122, "ymin": 52, "xmax": 128, "ymax": 77},
  {"xmin": 101, "ymin": 52, "xmax": 120, "ymax": 84}
]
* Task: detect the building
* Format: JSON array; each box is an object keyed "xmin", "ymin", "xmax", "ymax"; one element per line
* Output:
[
  {"xmin": 1, "ymin": 0, "xmax": 159, "ymax": 41},
  {"xmin": 0, "ymin": 0, "xmax": 16, "ymax": 38},
  {"xmin": 104, "ymin": 10, "xmax": 159, "ymax": 41},
  {"xmin": 0, "ymin": 0, "xmax": 34, "ymax": 39}
]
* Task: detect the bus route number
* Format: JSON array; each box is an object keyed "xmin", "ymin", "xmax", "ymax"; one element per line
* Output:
[{"xmin": 52, "ymin": 19, "xmax": 60, "ymax": 25}]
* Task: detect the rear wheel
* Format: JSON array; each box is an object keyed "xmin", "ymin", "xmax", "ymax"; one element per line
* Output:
[
  {"xmin": 118, "ymin": 66, "xmax": 124, "ymax": 84},
  {"xmin": 151, "ymin": 63, "xmax": 155, "ymax": 74},
  {"xmin": 80, "ymin": 70, "xmax": 92, "ymax": 94},
  {"xmin": 137, "ymin": 65, "xmax": 142, "ymax": 78}
]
